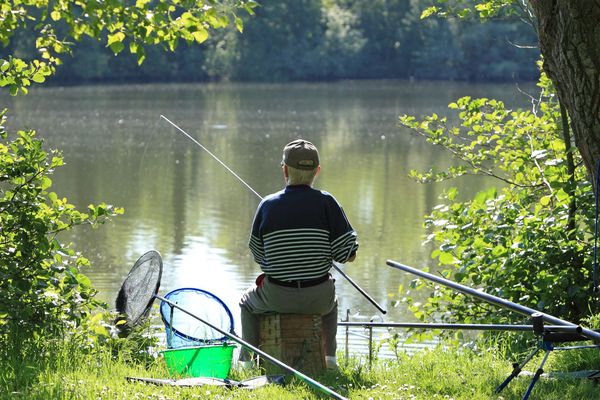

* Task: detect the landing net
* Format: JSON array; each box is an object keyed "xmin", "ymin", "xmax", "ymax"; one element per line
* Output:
[
  {"xmin": 115, "ymin": 250, "xmax": 163, "ymax": 330},
  {"xmin": 159, "ymin": 287, "xmax": 234, "ymax": 348}
]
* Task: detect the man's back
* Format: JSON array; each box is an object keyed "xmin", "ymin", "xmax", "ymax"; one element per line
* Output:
[{"xmin": 250, "ymin": 185, "xmax": 357, "ymax": 281}]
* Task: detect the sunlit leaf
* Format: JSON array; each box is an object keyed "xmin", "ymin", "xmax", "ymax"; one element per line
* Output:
[{"xmin": 192, "ymin": 29, "xmax": 208, "ymax": 43}]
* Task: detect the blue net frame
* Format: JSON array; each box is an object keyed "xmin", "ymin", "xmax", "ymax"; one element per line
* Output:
[{"xmin": 159, "ymin": 287, "xmax": 235, "ymax": 348}]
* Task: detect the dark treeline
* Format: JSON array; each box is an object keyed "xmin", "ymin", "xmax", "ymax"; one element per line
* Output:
[{"xmin": 41, "ymin": 0, "xmax": 539, "ymax": 84}]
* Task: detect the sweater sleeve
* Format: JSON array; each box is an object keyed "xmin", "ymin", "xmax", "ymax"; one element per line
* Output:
[
  {"xmin": 248, "ymin": 205, "xmax": 265, "ymax": 264},
  {"xmin": 332, "ymin": 228, "xmax": 358, "ymax": 263},
  {"xmin": 327, "ymin": 196, "xmax": 358, "ymax": 263}
]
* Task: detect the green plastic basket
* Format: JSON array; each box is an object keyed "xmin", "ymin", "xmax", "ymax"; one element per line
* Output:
[{"xmin": 161, "ymin": 343, "xmax": 235, "ymax": 378}]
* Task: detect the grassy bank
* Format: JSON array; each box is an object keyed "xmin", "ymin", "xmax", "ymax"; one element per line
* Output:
[{"xmin": 2, "ymin": 339, "xmax": 598, "ymax": 400}]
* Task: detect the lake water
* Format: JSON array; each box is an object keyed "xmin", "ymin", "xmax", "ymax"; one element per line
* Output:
[{"xmin": 2, "ymin": 80, "xmax": 535, "ymax": 354}]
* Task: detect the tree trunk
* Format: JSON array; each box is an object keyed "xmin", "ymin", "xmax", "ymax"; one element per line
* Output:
[{"xmin": 529, "ymin": 1, "xmax": 600, "ymax": 189}]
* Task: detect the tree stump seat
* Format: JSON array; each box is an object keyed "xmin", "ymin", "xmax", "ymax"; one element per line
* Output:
[{"xmin": 258, "ymin": 313, "xmax": 325, "ymax": 374}]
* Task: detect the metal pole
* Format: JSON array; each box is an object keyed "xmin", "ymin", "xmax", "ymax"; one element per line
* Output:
[
  {"xmin": 168, "ymin": 305, "xmax": 175, "ymax": 347},
  {"xmin": 344, "ymin": 309, "xmax": 349, "ymax": 364},
  {"xmin": 368, "ymin": 325, "xmax": 373, "ymax": 369},
  {"xmin": 495, "ymin": 347, "xmax": 540, "ymax": 394},
  {"xmin": 156, "ymin": 295, "xmax": 347, "ymax": 400},
  {"xmin": 387, "ymin": 260, "xmax": 600, "ymax": 342},
  {"xmin": 337, "ymin": 321, "xmax": 582, "ymax": 333},
  {"xmin": 161, "ymin": 114, "xmax": 386, "ymax": 314},
  {"xmin": 522, "ymin": 350, "xmax": 551, "ymax": 400}
]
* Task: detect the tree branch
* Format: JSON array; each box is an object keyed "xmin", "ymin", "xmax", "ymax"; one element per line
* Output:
[{"xmin": 404, "ymin": 125, "xmax": 544, "ymax": 188}]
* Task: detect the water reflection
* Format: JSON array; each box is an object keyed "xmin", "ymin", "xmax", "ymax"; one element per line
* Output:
[{"xmin": 3, "ymin": 81, "xmax": 534, "ymax": 332}]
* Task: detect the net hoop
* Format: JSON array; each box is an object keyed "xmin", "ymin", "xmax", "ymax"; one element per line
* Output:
[
  {"xmin": 115, "ymin": 250, "xmax": 163, "ymax": 328},
  {"xmin": 159, "ymin": 287, "xmax": 234, "ymax": 344}
]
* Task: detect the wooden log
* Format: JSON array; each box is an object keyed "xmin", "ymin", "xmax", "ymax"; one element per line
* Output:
[{"xmin": 259, "ymin": 314, "xmax": 325, "ymax": 374}]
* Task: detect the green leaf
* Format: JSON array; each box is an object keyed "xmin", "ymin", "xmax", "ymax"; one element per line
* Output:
[
  {"xmin": 473, "ymin": 187, "xmax": 496, "ymax": 205},
  {"xmin": 136, "ymin": 46, "xmax": 146, "ymax": 65},
  {"xmin": 76, "ymin": 274, "xmax": 91, "ymax": 287},
  {"xmin": 457, "ymin": 9, "xmax": 471, "ymax": 18},
  {"xmin": 32, "ymin": 73, "xmax": 46, "ymax": 83},
  {"xmin": 556, "ymin": 189, "xmax": 569, "ymax": 202},
  {"xmin": 107, "ymin": 32, "xmax": 125, "ymax": 46},
  {"xmin": 192, "ymin": 29, "xmax": 209, "ymax": 44},
  {"xmin": 446, "ymin": 187, "xmax": 458, "ymax": 201},
  {"xmin": 234, "ymin": 16, "xmax": 243, "ymax": 33},
  {"xmin": 491, "ymin": 245, "xmax": 506, "ymax": 257},
  {"xmin": 438, "ymin": 252, "xmax": 456, "ymax": 265},
  {"xmin": 420, "ymin": 6, "xmax": 439, "ymax": 19},
  {"xmin": 109, "ymin": 41, "xmax": 125, "ymax": 55},
  {"xmin": 539, "ymin": 196, "xmax": 551, "ymax": 206},
  {"xmin": 41, "ymin": 176, "xmax": 52, "ymax": 190},
  {"xmin": 475, "ymin": 3, "xmax": 491, "ymax": 12}
]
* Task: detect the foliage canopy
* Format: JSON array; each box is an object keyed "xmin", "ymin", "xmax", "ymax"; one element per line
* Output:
[
  {"xmin": 421, "ymin": 0, "xmax": 528, "ymax": 19},
  {"xmin": 3, "ymin": 1, "xmax": 539, "ymax": 85},
  {"xmin": 1, "ymin": 0, "xmax": 257, "ymax": 94},
  {"xmin": 399, "ymin": 72, "xmax": 596, "ymax": 327}
]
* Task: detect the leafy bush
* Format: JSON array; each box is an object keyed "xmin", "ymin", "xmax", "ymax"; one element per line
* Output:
[
  {"xmin": 0, "ymin": 109, "xmax": 122, "ymax": 351},
  {"xmin": 1, "ymin": 0, "xmax": 257, "ymax": 94},
  {"xmin": 398, "ymin": 73, "xmax": 597, "ymax": 328}
]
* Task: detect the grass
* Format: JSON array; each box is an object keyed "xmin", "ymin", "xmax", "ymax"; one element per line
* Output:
[{"xmin": 1, "ymin": 339, "xmax": 598, "ymax": 399}]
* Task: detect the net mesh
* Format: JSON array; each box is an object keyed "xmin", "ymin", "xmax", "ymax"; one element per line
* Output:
[
  {"xmin": 116, "ymin": 250, "xmax": 162, "ymax": 328},
  {"xmin": 160, "ymin": 288, "xmax": 234, "ymax": 348}
]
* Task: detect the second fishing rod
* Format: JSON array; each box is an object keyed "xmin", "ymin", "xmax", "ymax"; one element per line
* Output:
[{"xmin": 160, "ymin": 114, "xmax": 387, "ymax": 314}]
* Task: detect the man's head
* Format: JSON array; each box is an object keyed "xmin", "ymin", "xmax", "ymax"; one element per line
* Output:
[{"xmin": 282, "ymin": 139, "xmax": 320, "ymax": 186}]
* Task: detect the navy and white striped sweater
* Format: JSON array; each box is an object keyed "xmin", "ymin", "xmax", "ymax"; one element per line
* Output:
[{"xmin": 249, "ymin": 185, "xmax": 358, "ymax": 281}]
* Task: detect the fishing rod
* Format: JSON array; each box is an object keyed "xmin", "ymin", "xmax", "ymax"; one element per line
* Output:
[
  {"xmin": 161, "ymin": 114, "xmax": 387, "ymax": 314},
  {"xmin": 157, "ymin": 295, "xmax": 348, "ymax": 400},
  {"xmin": 387, "ymin": 260, "xmax": 600, "ymax": 341},
  {"xmin": 332, "ymin": 263, "xmax": 386, "ymax": 314}
]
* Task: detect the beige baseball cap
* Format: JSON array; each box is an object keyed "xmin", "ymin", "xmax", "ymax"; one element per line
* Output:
[{"xmin": 282, "ymin": 139, "xmax": 320, "ymax": 170}]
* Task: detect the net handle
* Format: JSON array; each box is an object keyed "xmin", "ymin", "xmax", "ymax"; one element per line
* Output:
[{"xmin": 168, "ymin": 305, "xmax": 175, "ymax": 347}]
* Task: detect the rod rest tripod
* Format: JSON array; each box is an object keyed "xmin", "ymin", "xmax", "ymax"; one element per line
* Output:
[
  {"xmin": 496, "ymin": 313, "xmax": 599, "ymax": 400},
  {"xmin": 531, "ymin": 312, "xmax": 586, "ymax": 341}
]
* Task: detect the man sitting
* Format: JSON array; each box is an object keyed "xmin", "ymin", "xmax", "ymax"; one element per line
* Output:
[{"xmin": 239, "ymin": 139, "xmax": 359, "ymax": 369}]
